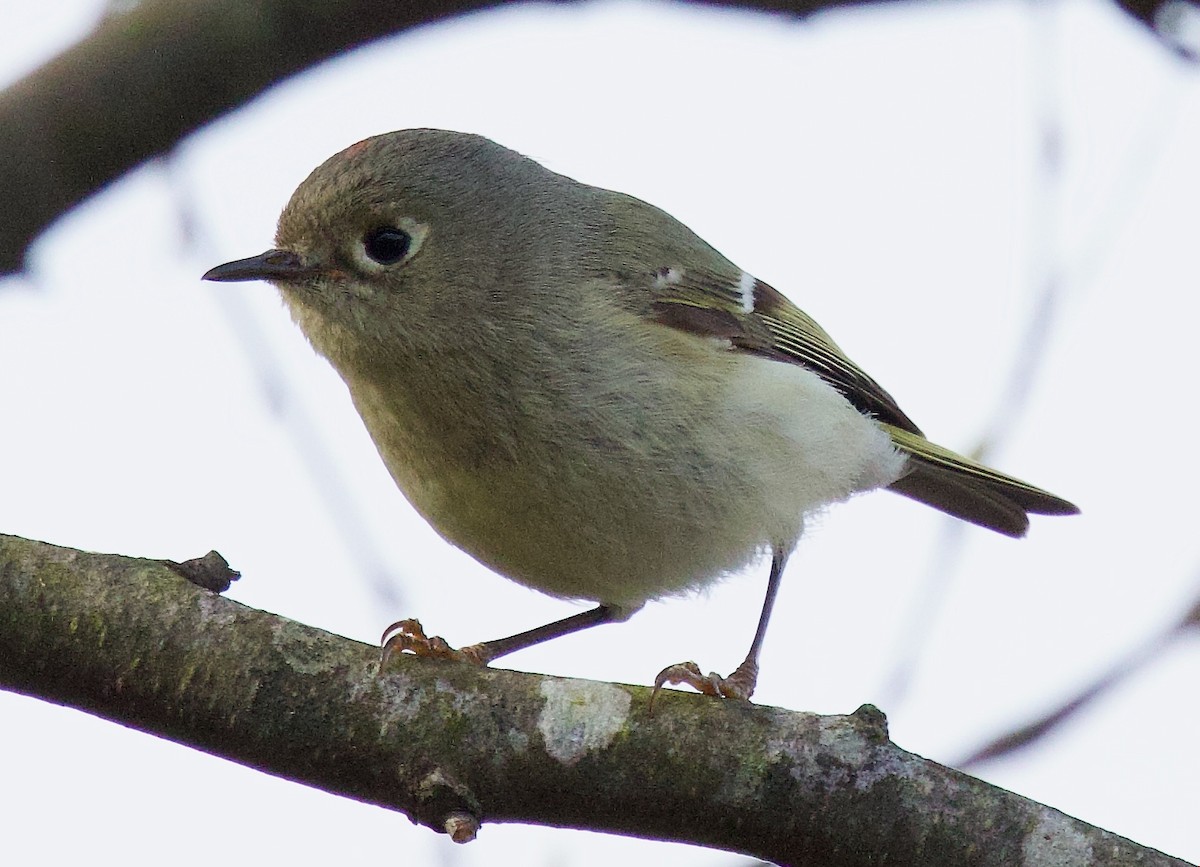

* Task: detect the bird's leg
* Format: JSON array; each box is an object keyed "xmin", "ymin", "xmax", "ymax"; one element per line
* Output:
[
  {"xmin": 379, "ymin": 604, "xmax": 627, "ymax": 672},
  {"xmin": 652, "ymin": 546, "xmax": 789, "ymax": 705}
]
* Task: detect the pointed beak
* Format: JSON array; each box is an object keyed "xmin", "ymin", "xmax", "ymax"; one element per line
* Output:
[{"xmin": 202, "ymin": 249, "xmax": 315, "ymax": 283}]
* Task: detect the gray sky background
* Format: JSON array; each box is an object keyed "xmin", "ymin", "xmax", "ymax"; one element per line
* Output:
[{"xmin": 1, "ymin": 0, "xmax": 1197, "ymax": 864}]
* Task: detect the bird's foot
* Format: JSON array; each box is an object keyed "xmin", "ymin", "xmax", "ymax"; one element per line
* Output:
[
  {"xmin": 650, "ymin": 657, "xmax": 759, "ymax": 710},
  {"xmin": 378, "ymin": 618, "xmax": 490, "ymax": 672}
]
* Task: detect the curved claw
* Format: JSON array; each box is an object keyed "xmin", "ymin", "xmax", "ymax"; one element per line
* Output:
[
  {"xmin": 649, "ymin": 658, "xmax": 759, "ymax": 712},
  {"xmin": 379, "ymin": 618, "xmax": 490, "ymax": 672}
]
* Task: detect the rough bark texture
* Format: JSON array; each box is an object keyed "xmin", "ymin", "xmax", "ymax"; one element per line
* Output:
[
  {"xmin": 0, "ymin": 533, "xmax": 1189, "ymax": 865},
  {"xmin": 0, "ymin": 0, "xmax": 1186, "ymax": 274}
]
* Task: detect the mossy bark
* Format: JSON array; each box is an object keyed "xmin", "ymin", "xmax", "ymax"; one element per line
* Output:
[{"xmin": 0, "ymin": 533, "xmax": 1188, "ymax": 865}]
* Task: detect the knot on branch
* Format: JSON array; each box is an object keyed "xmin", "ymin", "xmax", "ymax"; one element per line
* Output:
[
  {"xmin": 409, "ymin": 767, "xmax": 482, "ymax": 843},
  {"xmin": 850, "ymin": 703, "xmax": 890, "ymax": 743},
  {"xmin": 164, "ymin": 551, "xmax": 240, "ymax": 593}
]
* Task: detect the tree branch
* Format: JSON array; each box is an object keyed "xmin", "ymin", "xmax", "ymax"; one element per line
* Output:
[
  {"xmin": 0, "ymin": 0, "xmax": 1186, "ymax": 275},
  {"xmin": 0, "ymin": 532, "xmax": 1187, "ymax": 865},
  {"xmin": 0, "ymin": 0, "xmax": 505, "ymax": 275}
]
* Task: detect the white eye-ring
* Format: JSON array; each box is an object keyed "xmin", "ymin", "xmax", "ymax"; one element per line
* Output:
[{"xmin": 353, "ymin": 216, "xmax": 429, "ymax": 272}]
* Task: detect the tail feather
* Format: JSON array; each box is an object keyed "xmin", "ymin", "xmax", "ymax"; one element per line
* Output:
[{"xmin": 882, "ymin": 425, "xmax": 1079, "ymax": 538}]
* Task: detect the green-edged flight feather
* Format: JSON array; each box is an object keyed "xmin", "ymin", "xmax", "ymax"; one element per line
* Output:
[{"xmin": 649, "ymin": 272, "xmax": 1078, "ymax": 537}]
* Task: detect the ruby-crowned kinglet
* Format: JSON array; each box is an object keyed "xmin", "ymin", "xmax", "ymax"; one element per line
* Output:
[{"xmin": 204, "ymin": 129, "xmax": 1076, "ymax": 700}]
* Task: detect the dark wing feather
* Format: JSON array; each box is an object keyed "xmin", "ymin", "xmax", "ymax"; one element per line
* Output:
[
  {"xmin": 651, "ymin": 274, "xmax": 920, "ymax": 432},
  {"xmin": 883, "ymin": 425, "xmax": 1079, "ymax": 537},
  {"xmin": 648, "ymin": 271, "xmax": 1078, "ymax": 534}
]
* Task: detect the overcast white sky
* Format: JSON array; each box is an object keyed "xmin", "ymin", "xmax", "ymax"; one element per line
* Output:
[{"xmin": 1, "ymin": 0, "xmax": 1198, "ymax": 864}]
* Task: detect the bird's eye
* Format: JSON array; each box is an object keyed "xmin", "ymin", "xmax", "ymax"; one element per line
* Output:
[
  {"xmin": 352, "ymin": 218, "xmax": 429, "ymax": 274},
  {"xmin": 362, "ymin": 227, "xmax": 412, "ymax": 265}
]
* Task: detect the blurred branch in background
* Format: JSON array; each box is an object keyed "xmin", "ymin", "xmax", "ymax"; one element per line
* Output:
[
  {"xmin": 166, "ymin": 155, "xmax": 405, "ymax": 609},
  {"xmin": 960, "ymin": 576, "xmax": 1200, "ymax": 768},
  {"xmin": 0, "ymin": 531, "xmax": 1190, "ymax": 866},
  {"xmin": 1, "ymin": 0, "xmax": 1198, "ymax": 860},
  {"xmin": 0, "ymin": 0, "xmax": 1195, "ymax": 275},
  {"xmin": 880, "ymin": 0, "xmax": 1068, "ymax": 709},
  {"xmin": 881, "ymin": 0, "xmax": 1196, "ymax": 734}
]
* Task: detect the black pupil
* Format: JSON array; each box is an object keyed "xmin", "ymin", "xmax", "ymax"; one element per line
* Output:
[{"xmin": 363, "ymin": 227, "xmax": 411, "ymax": 265}]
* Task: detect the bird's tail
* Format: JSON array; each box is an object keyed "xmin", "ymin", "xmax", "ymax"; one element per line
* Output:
[{"xmin": 882, "ymin": 424, "xmax": 1079, "ymax": 538}]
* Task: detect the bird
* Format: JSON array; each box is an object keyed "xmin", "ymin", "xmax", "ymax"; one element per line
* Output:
[{"xmin": 204, "ymin": 129, "xmax": 1077, "ymax": 701}]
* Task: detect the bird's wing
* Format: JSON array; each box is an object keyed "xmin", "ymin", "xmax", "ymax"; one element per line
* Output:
[
  {"xmin": 648, "ymin": 270, "xmax": 923, "ymax": 434},
  {"xmin": 646, "ymin": 268, "xmax": 1079, "ymax": 535}
]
